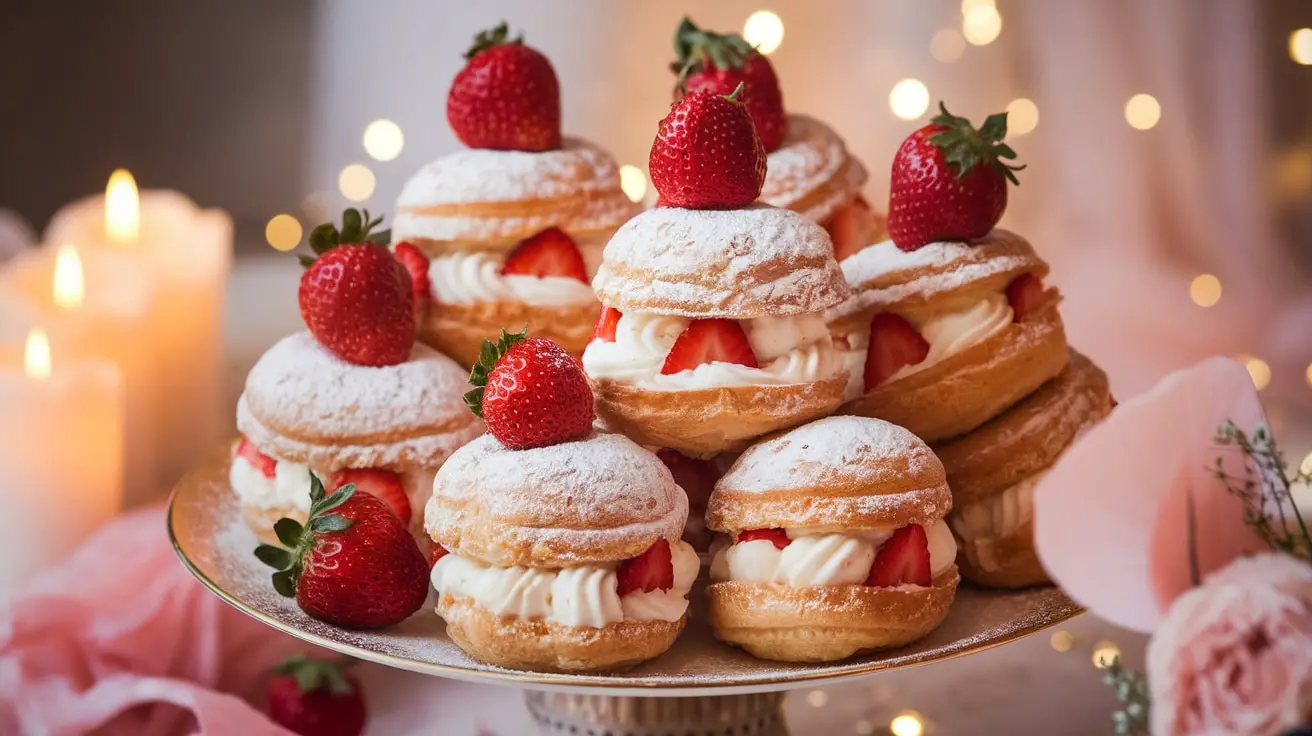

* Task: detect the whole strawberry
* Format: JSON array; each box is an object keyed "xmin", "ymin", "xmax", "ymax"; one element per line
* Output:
[
  {"xmin": 649, "ymin": 85, "xmax": 766, "ymax": 209},
  {"xmin": 463, "ymin": 329, "xmax": 594, "ymax": 449},
  {"xmin": 670, "ymin": 17, "xmax": 787, "ymax": 152},
  {"xmin": 447, "ymin": 22, "xmax": 561, "ymax": 152},
  {"xmin": 265, "ymin": 656, "xmax": 366, "ymax": 736},
  {"xmin": 255, "ymin": 475, "xmax": 429, "ymax": 629},
  {"xmin": 299, "ymin": 209, "xmax": 414, "ymax": 366},
  {"xmin": 887, "ymin": 103, "xmax": 1024, "ymax": 252}
]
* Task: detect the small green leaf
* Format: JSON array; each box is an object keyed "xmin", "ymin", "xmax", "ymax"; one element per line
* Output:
[
  {"xmin": 341, "ymin": 208, "xmax": 363, "ymax": 241},
  {"xmin": 297, "ymin": 254, "xmax": 316, "ymax": 269},
  {"xmin": 372, "ymin": 227, "xmax": 391, "ymax": 246},
  {"xmin": 294, "ymin": 664, "xmax": 321, "ymax": 693},
  {"xmin": 311, "ymin": 514, "xmax": 353, "ymax": 533},
  {"xmin": 463, "ymin": 387, "xmax": 485, "ymax": 417},
  {"xmin": 273, "ymin": 518, "xmax": 304, "ymax": 548},
  {"xmin": 254, "ymin": 544, "xmax": 292, "ymax": 570},
  {"xmin": 271, "ymin": 569, "xmax": 297, "ymax": 597},
  {"xmin": 979, "ymin": 112, "xmax": 1008, "ymax": 141},
  {"xmin": 309, "ymin": 473, "xmax": 326, "ymax": 504},
  {"xmin": 314, "ymin": 484, "xmax": 356, "ymax": 516},
  {"xmin": 322, "ymin": 664, "xmax": 353, "ymax": 695}
]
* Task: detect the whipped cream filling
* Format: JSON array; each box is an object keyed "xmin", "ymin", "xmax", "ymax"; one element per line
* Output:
[
  {"xmin": 837, "ymin": 292, "xmax": 1014, "ymax": 400},
  {"xmin": 709, "ymin": 521, "xmax": 956, "ymax": 587},
  {"xmin": 426, "ymin": 233, "xmax": 604, "ymax": 308},
  {"xmin": 582, "ymin": 312, "xmax": 843, "ymax": 391},
  {"xmin": 949, "ymin": 473, "xmax": 1041, "ymax": 572},
  {"xmin": 229, "ymin": 456, "xmax": 435, "ymax": 523},
  {"xmin": 431, "ymin": 540, "xmax": 700, "ymax": 628}
]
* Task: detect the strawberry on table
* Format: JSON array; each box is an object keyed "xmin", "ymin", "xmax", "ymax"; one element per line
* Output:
[
  {"xmin": 592, "ymin": 306, "xmax": 623, "ymax": 343},
  {"xmin": 863, "ymin": 313, "xmax": 930, "ymax": 391},
  {"xmin": 737, "ymin": 528, "xmax": 792, "ymax": 550},
  {"xmin": 236, "ymin": 436, "xmax": 277, "ymax": 478},
  {"xmin": 392, "ymin": 241, "xmax": 431, "ymax": 305},
  {"xmin": 464, "ymin": 329, "xmax": 595, "ymax": 449},
  {"xmin": 330, "ymin": 468, "xmax": 410, "ymax": 526},
  {"xmin": 500, "ymin": 227, "xmax": 588, "ymax": 283},
  {"xmin": 1005, "ymin": 273, "xmax": 1052, "ymax": 322},
  {"xmin": 298, "ymin": 209, "xmax": 414, "ymax": 367},
  {"xmin": 649, "ymin": 85, "xmax": 766, "ymax": 210},
  {"xmin": 265, "ymin": 656, "xmax": 366, "ymax": 736},
  {"xmin": 661, "ymin": 319, "xmax": 758, "ymax": 375},
  {"xmin": 670, "ymin": 17, "xmax": 787, "ymax": 152},
  {"xmin": 866, "ymin": 524, "xmax": 932, "ymax": 587},
  {"xmin": 447, "ymin": 22, "xmax": 561, "ymax": 152},
  {"xmin": 255, "ymin": 474, "xmax": 429, "ymax": 629},
  {"xmin": 887, "ymin": 103, "xmax": 1025, "ymax": 252},
  {"xmin": 616, "ymin": 539, "xmax": 675, "ymax": 595}
]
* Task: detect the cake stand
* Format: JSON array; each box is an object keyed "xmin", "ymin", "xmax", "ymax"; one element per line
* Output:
[{"xmin": 169, "ymin": 447, "xmax": 1081, "ymax": 735}]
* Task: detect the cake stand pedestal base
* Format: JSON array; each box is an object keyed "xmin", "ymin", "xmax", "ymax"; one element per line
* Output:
[{"xmin": 524, "ymin": 691, "xmax": 789, "ymax": 735}]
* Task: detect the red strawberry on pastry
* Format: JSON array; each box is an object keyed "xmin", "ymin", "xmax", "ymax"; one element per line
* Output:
[
  {"xmin": 236, "ymin": 436, "xmax": 277, "ymax": 479},
  {"xmin": 298, "ymin": 209, "xmax": 414, "ymax": 367},
  {"xmin": 649, "ymin": 86, "xmax": 767, "ymax": 210},
  {"xmin": 255, "ymin": 476, "xmax": 429, "ymax": 629},
  {"xmin": 670, "ymin": 17, "xmax": 787, "ymax": 152},
  {"xmin": 265, "ymin": 656, "xmax": 366, "ymax": 736},
  {"xmin": 392, "ymin": 241, "xmax": 431, "ymax": 305},
  {"xmin": 863, "ymin": 313, "xmax": 930, "ymax": 391},
  {"xmin": 501, "ymin": 227, "xmax": 588, "ymax": 283},
  {"xmin": 447, "ymin": 22, "xmax": 561, "ymax": 152},
  {"xmin": 1005, "ymin": 273, "xmax": 1052, "ymax": 322},
  {"xmin": 866, "ymin": 524, "xmax": 932, "ymax": 587},
  {"xmin": 429, "ymin": 544, "xmax": 449, "ymax": 568},
  {"xmin": 464, "ymin": 329, "xmax": 595, "ymax": 449},
  {"xmin": 593, "ymin": 306, "xmax": 623, "ymax": 342},
  {"xmin": 661, "ymin": 318, "xmax": 758, "ymax": 375},
  {"xmin": 616, "ymin": 539, "xmax": 675, "ymax": 595},
  {"xmin": 887, "ymin": 103, "xmax": 1024, "ymax": 252},
  {"xmin": 825, "ymin": 194, "xmax": 882, "ymax": 261},
  {"xmin": 330, "ymin": 468, "xmax": 410, "ymax": 526},
  {"xmin": 657, "ymin": 449, "xmax": 718, "ymax": 514},
  {"xmin": 737, "ymin": 528, "xmax": 792, "ymax": 550}
]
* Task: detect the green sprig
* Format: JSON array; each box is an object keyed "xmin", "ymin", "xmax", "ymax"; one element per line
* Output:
[
  {"xmin": 463, "ymin": 327, "xmax": 528, "ymax": 418},
  {"xmin": 1103, "ymin": 657, "xmax": 1151, "ymax": 736},
  {"xmin": 1212, "ymin": 421, "xmax": 1312, "ymax": 561},
  {"xmin": 254, "ymin": 474, "xmax": 357, "ymax": 598},
  {"xmin": 928, "ymin": 102, "xmax": 1026, "ymax": 185}
]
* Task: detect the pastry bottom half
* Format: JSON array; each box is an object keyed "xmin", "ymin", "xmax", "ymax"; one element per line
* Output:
[
  {"xmin": 419, "ymin": 299, "xmax": 599, "ymax": 367},
  {"xmin": 954, "ymin": 519, "xmax": 1049, "ymax": 589}
]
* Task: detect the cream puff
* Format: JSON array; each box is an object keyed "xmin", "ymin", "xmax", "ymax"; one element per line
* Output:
[
  {"xmin": 933, "ymin": 350, "xmax": 1112, "ymax": 588},
  {"xmin": 233, "ymin": 332, "xmax": 483, "ymax": 540},
  {"xmin": 827, "ymin": 230, "xmax": 1069, "ymax": 443},
  {"xmin": 583, "ymin": 204, "xmax": 852, "ymax": 458},
  {"xmin": 706, "ymin": 416, "xmax": 959, "ymax": 662},
  {"xmin": 426, "ymin": 432, "xmax": 698, "ymax": 672}
]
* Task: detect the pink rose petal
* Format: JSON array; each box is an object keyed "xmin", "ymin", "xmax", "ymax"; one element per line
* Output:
[{"xmin": 1034, "ymin": 357, "xmax": 1270, "ymax": 633}]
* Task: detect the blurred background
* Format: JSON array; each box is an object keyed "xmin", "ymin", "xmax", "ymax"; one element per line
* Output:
[{"xmin": 0, "ymin": 1, "xmax": 1309, "ymax": 733}]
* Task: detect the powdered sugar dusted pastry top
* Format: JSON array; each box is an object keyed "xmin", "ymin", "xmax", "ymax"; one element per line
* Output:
[
  {"xmin": 761, "ymin": 115, "xmax": 869, "ymax": 223},
  {"xmin": 708, "ymin": 415, "xmax": 952, "ymax": 532},
  {"xmin": 826, "ymin": 229, "xmax": 1048, "ymax": 326},
  {"xmin": 237, "ymin": 332, "xmax": 483, "ymax": 471},
  {"xmin": 592, "ymin": 203, "xmax": 849, "ymax": 318},
  {"xmin": 392, "ymin": 138, "xmax": 639, "ymax": 247},
  {"xmin": 425, "ymin": 432, "xmax": 687, "ymax": 568}
]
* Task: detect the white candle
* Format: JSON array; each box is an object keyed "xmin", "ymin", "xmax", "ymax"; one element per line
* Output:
[
  {"xmin": 0, "ymin": 330, "xmax": 123, "ymax": 599},
  {"xmin": 45, "ymin": 171, "xmax": 232, "ymax": 489},
  {"xmin": 0, "ymin": 244, "xmax": 156, "ymax": 504}
]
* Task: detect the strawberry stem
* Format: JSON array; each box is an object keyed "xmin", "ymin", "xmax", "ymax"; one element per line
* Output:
[
  {"xmin": 671, "ymin": 16, "xmax": 756, "ymax": 93},
  {"xmin": 464, "ymin": 21, "xmax": 523, "ymax": 60},
  {"xmin": 301, "ymin": 208, "xmax": 391, "ymax": 269},
  {"xmin": 463, "ymin": 328, "xmax": 528, "ymax": 418},
  {"xmin": 270, "ymin": 656, "xmax": 357, "ymax": 695},
  {"xmin": 254, "ymin": 474, "xmax": 357, "ymax": 598},
  {"xmin": 928, "ymin": 102, "xmax": 1026, "ymax": 186}
]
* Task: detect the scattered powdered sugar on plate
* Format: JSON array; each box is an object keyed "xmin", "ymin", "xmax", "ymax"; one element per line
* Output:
[{"xmin": 170, "ymin": 445, "xmax": 1081, "ymax": 693}]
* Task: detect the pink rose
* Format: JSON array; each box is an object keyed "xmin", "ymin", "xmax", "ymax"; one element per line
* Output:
[{"xmin": 1148, "ymin": 553, "xmax": 1312, "ymax": 736}]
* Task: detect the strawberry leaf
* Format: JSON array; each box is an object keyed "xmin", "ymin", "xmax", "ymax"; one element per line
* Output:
[
  {"xmin": 927, "ymin": 102, "xmax": 1026, "ymax": 186},
  {"xmin": 463, "ymin": 327, "xmax": 529, "ymax": 418},
  {"xmin": 271, "ymin": 656, "xmax": 356, "ymax": 696},
  {"xmin": 254, "ymin": 544, "xmax": 292, "ymax": 570},
  {"xmin": 464, "ymin": 21, "xmax": 522, "ymax": 60},
  {"xmin": 271, "ymin": 569, "xmax": 296, "ymax": 598},
  {"xmin": 311, "ymin": 483, "xmax": 356, "ymax": 517},
  {"xmin": 311, "ymin": 514, "xmax": 352, "ymax": 533},
  {"xmin": 254, "ymin": 474, "xmax": 359, "ymax": 599},
  {"xmin": 274, "ymin": 518, "xmax": 304, "ymax": 548},
  {"xmin": 671, "ymin": 16, "xmax": 755, "ymax": 91},
  {"xmin": 299, "ymin": 209, "xmax": 391, "ymax": 267}
]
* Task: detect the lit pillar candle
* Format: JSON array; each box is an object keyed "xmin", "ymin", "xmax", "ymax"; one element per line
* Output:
[
  {"xmin": 44, "ymin": 170, "xmax": 233, "ymax": 489},
  {"xmin": 0, "ymin": 244, "xmax": 156, "ymax": 504},
  {"xmin": 0, "ymin": 330, "xmax": 123, "ymax": 599}
]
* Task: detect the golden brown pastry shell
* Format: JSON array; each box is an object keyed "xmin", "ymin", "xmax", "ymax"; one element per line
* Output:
[
  {"xmin": 418, "ymin": 298, "xmax": 599, "ymax": 367},
  {"xmin": 954, "ymin": 519, "xmax": 1050, "ymax": 589}
]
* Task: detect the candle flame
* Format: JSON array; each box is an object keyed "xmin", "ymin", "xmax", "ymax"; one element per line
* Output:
[
  {"xmin": 52, "ymin": 244, "xmax": 85, "ymax": 310},
  {"xmin": 24, "ymin": 329, "xmax": 52, "ymax": 381},
  {"xmin": 105, "ymin": 169, "xmax": 140, "ymax": 245}
]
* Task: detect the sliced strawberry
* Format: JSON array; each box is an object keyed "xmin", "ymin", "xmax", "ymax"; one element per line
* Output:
[
  {"xmin": 237, "ymin": 436, "xmax": 277, "ymax": 479},
  {"xmin": 660, "ymin": 319, "xmax": 758, "ymax": 375},
  {"xmin": 616, "ymin": 539, "xmax": 675, "ymax": 595},
  {"xmin": 736, "ymin": 528, "xmax": 791, "ymax": 550},
  {"xmin": 428, "ymin": 544, "xmax": 449, "ymax": 568},
  {"xmin": 393, "ymin": 241, "xmax": 431, "ymax": 304},
  {"xmin": 1006, "ymin": 273, "xmax": 1049, "ymax": 322},
  {"xmin": 501, "ymin": 228, "xmax": 588, "ymax": 283},
  {"xmin": 863, "ymin": 313, "xmax": 930, "ymax": 392},
  {"xmin": 657, "ymin": 449, "xmax": 719, "ymax": 515},
  {"xmin": 866, "ymin": 524, "xmax": 932, "ymax": 587},
  {"xmin": 593, "ymin": 306, "xmax": 623, "ymax": 343},
  {"xmin": 825, "ymin": 195, "xmax": 881, "ymax": 261},
  {"xmin": 330, "ymin": 469, "xmax": 411, "ymax": 526}
]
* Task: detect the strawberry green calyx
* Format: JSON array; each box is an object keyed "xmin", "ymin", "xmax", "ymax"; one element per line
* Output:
[
  {"xmin": 671, "ymin": 16, "xmax": 755, "ymax": 89},
  {"xmin": 463, "ymin": 327, "xmax": 528, "ymax": 418},
  {"xmin": 254, "ymin": 474, "xmax": 356, "ymax": 597},
  {"xmin": 928, "ymin": 102, "xmax": 1026, "ymax": 186},
  {"xmin": 464, "ymin": 21, "xmax": 523, "ymax": 60},
  {"xmin": 300, "ymin": 209, "xmax": 391, "ymax": 268},
  {"xmin": 269, "ymin": 656, "xmax": 357, "ymax": 695}
]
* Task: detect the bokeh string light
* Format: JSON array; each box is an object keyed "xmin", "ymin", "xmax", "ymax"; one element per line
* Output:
[
  {"xmin": 1290, "ymin": 28, "xmax": 1312, "ymax": 65},
  {"xmin": 1092, "ymin": 641, "xmax": 1121, "ymax": 668},
  {"xmin": 962, "ymin": 3, "xmax": 1002, "ymax": 46},
  {"xmin": 265, "ymin": 214, "xmax": 303, "ymax": 251},
  {"xmin": 1300, "ymin": 451, "xmax": 1312, "ymax": 476},
  {"xmin": 742, "ymin": 10, "xmax": 784, "ymax": 55},
  {"xmin": 618, "ymin": 164, "xmax": 648, "ymax": 203},
  {"xmin": 930, "ymin": 28, "xmax": 966, "ymax": 63},
  {"xmin": 805, "ymin": 689, "xmax": 829, "ymax": 708},
  {"xmin": 338, "ymin": 163, "xmax": 377, "ymax": 202},
  {"xmin": 889, "ymin": 711, "xmax": 925, "ymax": 736},
  {"xmin": 1006, "ymin": 98, "xmax": 1039, "ymax": 135},
  {"xmin": 1243, "ymin": 357, "xmax": 1272, "ymax": 391},
  {"xmin": 1050, "ymin": 630, "xmax": 1075, "ymax": 653},
  {"xmin": 1189, "ymin": 274, "xmax": 1222, "ymax": 307},
  {"xmin": 1125, "ymin": 94, "xmax": 1162, "ymax": 131},
  {"xmin": 889, "ymin": 78, "xmax": 931, "ymax": 121},
  {"xmin": 362, "ymin": 119, "xmax": 405, "ymax": 162}
]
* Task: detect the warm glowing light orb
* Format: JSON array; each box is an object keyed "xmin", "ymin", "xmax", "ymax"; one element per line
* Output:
[
  {"xmin": 743, "ymin": 10, "xmax": 784, "ymax": 55},
  {"xmin": 1050, "ymin": 630, "xmax": 1075, "ymax": 653},
  {"xmin": 889, "ymin": 79, "xmax": 931, "ymax": 121},
  {"xmin": 24, "ymin": 329, "xmax": 51, "ymax": 381},
  {"xmin": 1290, "ymin": 28, "xmax": 1312, "ymax": 65},
  {"xmin": 1006, "ymin": 98, "xmax": 1039, "ymax": 135},
  {"xmin": 1092, "ymin": 641, "xmax": 1121, "ymax": 668},
  {"xmin": 363, "ymin": 119, "xmax": 405, "ymax": 161},
  {"xmin": 619, "ymin": 164, "xmax": 648, "ymax": 203},
  {"xmin": 1125, "ymin": 94, "xmax": 1162, "ymax": 130},
  {"xmin": 1243, "ymin": 357, "xmax": 1271, "ymax": 391},
  {"xmin": 338, "ymin": 164, "xmax": 376, "ymax": 202},
  {"xmin": 105, "ymin": 169, "xmax": 140, "ymax": 245},
  {"xmin": 890, "ymin": 712, "xmax": 925, "ymax": 736},
  {"xmin": 1189, "ymin": 274, "xmax": 1222, "ymax": 307},
  {"xmin": 931, "ymin": 28, "xmax": 966, "ymax": 63},
  {"xmin": 963, "ymin": 5, "xmax": 1002, "ymax": 46},
  {"xmin": 265, "ymin": 214, "xmax": 304, "ymax": 252}
]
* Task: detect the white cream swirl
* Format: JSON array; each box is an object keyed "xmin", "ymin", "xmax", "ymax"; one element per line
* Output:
[
  {"xmin": 709, "ymin": 522, "xmax": 956, "ymax": 587},
  {"xmin": 229, "ymin": 456, "xmax": 313, "ymax": 513},
  {"xmin": 582, "ymin": 312, "xmax": 843, "ymax": 390},
  {"xmin": 431, "ymin": 540, "xmax": 700, "ymax": 627},
  {"xmin": 428, "ymin": 251, "xmax": 595, "ymax": 307},
  {"xmin": 949, "ymin": 473, "xmax": 1041, "ymax": 572}
]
